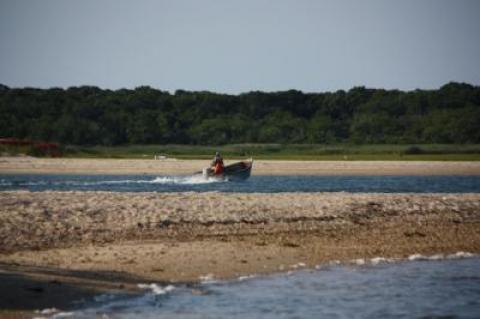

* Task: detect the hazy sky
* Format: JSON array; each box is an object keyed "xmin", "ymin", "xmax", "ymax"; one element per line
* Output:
[{"xmin": 1, "ymin": 0, "xmax": 479, "ymax": 93}]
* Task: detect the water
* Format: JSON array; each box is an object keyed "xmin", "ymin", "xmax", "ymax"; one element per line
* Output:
[
  {"xmin": 1, "ymin": 174, "xmax": 480, "ymax": 193},
  {"xmin": 52, "ymin": 256, "xmax": 480, "ymax": 319}
]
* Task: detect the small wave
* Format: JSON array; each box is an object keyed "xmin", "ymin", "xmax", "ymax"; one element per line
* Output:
[
  {"xmin": 138, "ymin": 283, "xmax": 175, "ymax": 295},
  {"xmin": 407, "ymin": 251, "xmax": 476, "ymax": 261},
  {"xmin": 370, "ymin": 257, "xmax": 396, "ymax": 265},
  {"xmin": 407, "ymin": 253, "xmax": 443, "ymax": 261},
  {"xmin": 33, "ymin": 308, "xmax": 74, "ymax": 319},
  {"xmin": 447, "ymin": 251, "xmax": 475, "ymax": 259},
  {"xmin": 199, "ymin": 273, "xmax": 218, "ymax": 284},
  {"xmin": 353, "ymin": 258, "xmax": 366, "ymax": 265},
  {"xmin": 237, "ymin": 274, "xmax": 257, "ymax": 281},
  {"xmin": 0, "ymin": 180, "xmax": 13, "ymax": 187},
  {"xmin": 13, "ymin": 181, "xmax": 49, "ymax": 186},
  {"xmin": 314, "ymin": 252, "xmax": 478, "ymax": 270},
  {"xmin": 290, "ymin": 262, "xmax": 307, "ymax": 269}
]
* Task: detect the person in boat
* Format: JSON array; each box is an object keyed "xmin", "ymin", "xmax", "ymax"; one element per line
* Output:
[{"xmin": 211, "ymin": 151, "xmax": 225, "ymax": 175}]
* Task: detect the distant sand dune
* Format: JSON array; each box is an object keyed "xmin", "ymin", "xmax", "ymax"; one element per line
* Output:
[{"xmin": 0, "ymin": 156, "xmax": 480, "ymax": 175}]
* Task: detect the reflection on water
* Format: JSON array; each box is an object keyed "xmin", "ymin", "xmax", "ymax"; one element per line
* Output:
[
  {"xmin": 56, "ymin": 256, "xmax": 480, "ymax": 319},
  {"xmin": 1, "ymin": 174, "xmax": 480, "ymax": 193}
]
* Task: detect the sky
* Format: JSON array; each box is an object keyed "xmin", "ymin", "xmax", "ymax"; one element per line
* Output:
[{"xmin": 1, "ymin": 0, "xmax": 479, "ymax": 94}]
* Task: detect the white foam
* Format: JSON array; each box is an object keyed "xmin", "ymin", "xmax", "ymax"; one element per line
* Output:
[
  {"xmin": 408, "ymin": 253, "xmax": 426, "ymax": 261},
  {"xmin": 37, "ymin": 308, "xmax": 59, "ymax": 315},
  {"xmin": 33, "ymin": 308, "xmax": 74, "ymax": 319},
  {"xmin": 447, "ymin": 251, "xmax": 475, "ymax": 259},
  {"xmin": 353, "ymin": 258, "xmax": 366, "ymax": 265},
  {"xmin": 14, "ymin": 175, "xmax": 225, "ymax": 188},
  {"xmin": 408, "ymin": 253, "xmax": 443, "ymax": 261},
  {"xmin": 407, "ymin": 252, "xmax": 477, "ymax": 261},
  {"xmin": 370, "ymin": 257, "xmax": 396, "ymax": 265},
  {"xmin": 237, "ymin": 274, "xmax": 257, "ymax": 281},
  {"xmin": 199, "ymin": 273, "xmax": 218, "ymax": 283},
  {"xmin": 317, "ymin": 252, "xmax": 477, "ymax": 269},
  {"xmin": 151, "ymin": 175, "xmax": 224, "ymax": 185},
  {"xmin": 137, "ymin": 283, "xmax": 175, "ymax": 295}
]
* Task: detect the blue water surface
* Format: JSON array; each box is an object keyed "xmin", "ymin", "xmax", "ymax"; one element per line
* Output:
[
  {"xmin": 69, "ymin": 257, "xmax": 480, "ymax": 319},
  {"xmin": 1, "ymin": 174, "xmax": 479, "ymax": 193}
]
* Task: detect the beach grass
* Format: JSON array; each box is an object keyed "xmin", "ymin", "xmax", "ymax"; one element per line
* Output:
[
  {"xmin": 2, "ymin": 143, "xmax": 480, "ymax": 161},
  {"xmin": 58, "ymin": 144, "xmax": 480, "ymax": 161}
]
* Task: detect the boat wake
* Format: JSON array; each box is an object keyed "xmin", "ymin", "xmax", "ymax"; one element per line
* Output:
[
  {"xmin": 150, "ymin": 175, "xmax": 225, "ymax": 185},
  {"xmin": 0, "ymin": 175, "xmax": 225, "ymax": 189}
]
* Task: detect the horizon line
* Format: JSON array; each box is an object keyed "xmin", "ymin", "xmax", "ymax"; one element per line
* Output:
[{"xmin": 1, "ymin": 81, "xmax": 478, "ymax": 96}]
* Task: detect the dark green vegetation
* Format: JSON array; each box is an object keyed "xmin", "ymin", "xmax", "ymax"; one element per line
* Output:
[{"xmin": 1, "ymin": 82, "xmax": 479, "ymax": 146}]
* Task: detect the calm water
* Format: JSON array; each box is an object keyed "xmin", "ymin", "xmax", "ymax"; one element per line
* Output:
[
  {"xmin": 1, "ymin": 174, "xmax": 480, "ymax": 193},
  {"xmin": 58, "ymin": 256, "xmax": 480, "ymax": 319}
]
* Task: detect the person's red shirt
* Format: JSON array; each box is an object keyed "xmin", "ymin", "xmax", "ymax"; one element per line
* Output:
[{"xmin": 214, "ymin": 160, "xmax": 224, "ymax": 174}]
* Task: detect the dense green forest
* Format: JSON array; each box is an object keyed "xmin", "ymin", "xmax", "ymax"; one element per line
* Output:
[{"xmin": 0, "ymin": 82, "xmax": 479, "ymax": 145}]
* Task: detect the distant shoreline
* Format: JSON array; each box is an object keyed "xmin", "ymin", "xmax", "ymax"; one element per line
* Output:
[{"xmin": 1, "ymin": 157, "xmax": 480, "ymax": 175}]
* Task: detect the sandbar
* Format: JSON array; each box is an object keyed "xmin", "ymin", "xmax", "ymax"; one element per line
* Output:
[
  {"xmin": 0, "ymin": 156, "xmax": 479, "ymax": 175},
  {"xmin": 0, "ymin": 191, "xmax": 479, "ymax": 314}
]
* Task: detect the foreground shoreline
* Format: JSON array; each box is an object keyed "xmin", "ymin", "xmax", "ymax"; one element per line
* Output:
[
  {"xmin": 1, "ymin": 191, "xmax": 479, "ymax": 315},
  {"xmin": 1, "ymin": 157, "xmax": 480, "ymax": 175}
]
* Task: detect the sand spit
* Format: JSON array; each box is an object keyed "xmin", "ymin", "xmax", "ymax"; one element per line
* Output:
[
  {"xmin": 1, "ymin": 191, "xmax": 479, "ymax": 253},
  {"xmin": 0, "ymin": 191, "xmax": 479, "ymax": 313},
  {"xmin": 1, "ymin": 157, "xmax": 480, "ymax": 175}
]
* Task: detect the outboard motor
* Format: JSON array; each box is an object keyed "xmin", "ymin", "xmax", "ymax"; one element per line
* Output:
[{"xmin": 202, "ymin": 167, "xmax": 209, "ymax": 178}]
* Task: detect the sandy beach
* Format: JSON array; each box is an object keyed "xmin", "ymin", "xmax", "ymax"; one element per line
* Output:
[
  {"xmin": 1, "ymin": 190, "xmax": 479, "ymax": 314},
  {"xmin": 1, "ymin": 156, "xmax": 480, "ymax": 175}
]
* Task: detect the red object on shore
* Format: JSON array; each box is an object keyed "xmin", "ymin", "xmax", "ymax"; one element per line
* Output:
[
  {"xmin": 0, "ymin": 138, "xmax": 32, "ymax": 146},
  {"xmin": 0, "ymin": 137, "xmax": 63, "ymax": 157}
]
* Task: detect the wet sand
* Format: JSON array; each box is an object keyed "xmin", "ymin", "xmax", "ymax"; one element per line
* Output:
[
  {"xmin": 1, "ymin": 191, "xmax": 479, "ymax": 314},
  {"xmin": 1, "ymin": 156, "xmax": 480, "ymax": 175}
]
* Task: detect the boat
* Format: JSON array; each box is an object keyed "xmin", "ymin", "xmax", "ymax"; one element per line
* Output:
[{"xmin": 198, "ymin": 158, "xmax": 253, "ymax": 181}]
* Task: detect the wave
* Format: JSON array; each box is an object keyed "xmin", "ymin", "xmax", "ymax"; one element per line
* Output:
[
  {"xmin": 407, "ymin": 251, "xmax": 476, "ymax": 261},
  {"xmin": 37, "ymin": 284, "xmax": 178, "ymax": 318},
  {"xmin": 138, "ymin": 283, "xmax": 175, "ymax": 295},
  {"xmin": 0, "ymin": 179, "xmax": 13, "ymax": 187},
  {"xmin": 199, "ymin": 273, "xmax": 218, "ymax": 284},
  {"xmin": 317, "ymin": 251, "xmax": 478, "ymax": 269}
]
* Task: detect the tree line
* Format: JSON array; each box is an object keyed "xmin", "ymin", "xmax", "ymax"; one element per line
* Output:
[{"xmin": 0, "ymin": 82, "xmax": 479, "ymax": 145}]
